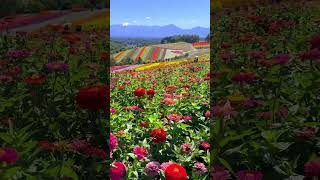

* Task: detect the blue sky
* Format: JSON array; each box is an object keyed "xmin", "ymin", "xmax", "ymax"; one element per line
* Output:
[{"xmin": 111, "ymin": 0, "xmax": 210, "ymax": 29}]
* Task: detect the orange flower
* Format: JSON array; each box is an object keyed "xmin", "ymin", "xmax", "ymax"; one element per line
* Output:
[{"xmin": 25, "ymin": 74, "xmax": 46, "ymax": 85}]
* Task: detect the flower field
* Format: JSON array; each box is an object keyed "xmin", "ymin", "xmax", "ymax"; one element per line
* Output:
[
  {"xmin": 192, "ymin": 42, "xmax": 210, "ymax": 49},
  {"xmin": 0, "ymin": 17, "xmax": 108, "ymax": 178},
  {"xmin": 110, "ymin": 56, "xmax": 211, "ymax": 179},
  {"xmin": 112, "ymin": 46, "xmax": 186, "ymax": 64},
  {"xmin": 211, "ymin": 0, "xmax": 320, "ymax": 179}
]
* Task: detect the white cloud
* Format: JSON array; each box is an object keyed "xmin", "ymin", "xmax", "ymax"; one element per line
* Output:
[
  {"xmin": 122, "ymin": 22, "xmax": 131, "ymax": 26},
  {"xmin": 191, "ymin": 19, "xmax": 197, "ymax": 23},
  {"xmin": 132, "ymin": 20, "xmax": 137, "ymax": 23},
  {"xmin": 145, "ymin": 17, "xmax": 151, "ymax": 20}
]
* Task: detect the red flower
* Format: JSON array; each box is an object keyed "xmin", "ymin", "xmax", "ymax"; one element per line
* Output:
[
  {"xmin": 76, "ymin": 85, "xmax": 108, "ymax": 110},
  {"xmin": 310, "ymin": 34, "xmax": 320, "ymax": 49},
  {"xmin": 133, "ymin": 88, "xmax": 146, "ymax": 97},
  {"xmin": 165, "ymin": 163, "xmax": 187, "ymax": 180},
  {"xmin": 300, "ymin": 50, "xmax": 320, "ymax": 61},
  {"xmin": 150, "ymin": 128, "xmax": 166, "ymax": 143},
  {"xmin": 146, "ymin": 89, "xmax": 155, "ymax": 96},
  {"xmin": 110, "ymin": 162, "xmax": 126, "ymax": 180},
  {"xmin": 25, "ymin": 74, "xmax": 46, "ymax": 85},
  {"xmin": 232, "ymin": 72, "xmax": 257, "ymax": 83},
  {"xmin": 63, "ymin": 34, "xmax": 81, "ymax": 44},
  {"xmin": 39, "ymin": 140, "xmax": 56, "ymax": 151},
  {"xmin": 183, "ymin": 84, "xmax": 191, "ymax": 89},
  {"xmin": 200, "ymin": 141, "xmax": 211, "ymax": 150}
]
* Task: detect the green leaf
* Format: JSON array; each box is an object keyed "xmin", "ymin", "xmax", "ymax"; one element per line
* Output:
[
  {"xmin": 218, "ymin": 157, "xmax": 234, "ymax": 174},
  {"xmin": 61, "ymin": 166, "xmax": 79, "ymax": 180},
  {"xmin": 0, "ymin": 133, "xmax": 13, "ymax": 143},
  {"xmin": 2, "ymin": 167, "xmax": 21, "ymax": 179}
]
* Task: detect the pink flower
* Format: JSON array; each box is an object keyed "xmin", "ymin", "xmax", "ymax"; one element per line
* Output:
[
  {"xmin": 160, "ymin": 161, "xmax": 173, "ymax": 171},
  {"xmin": 181, "ymin": 143, "xmax": 192, "ymax": 154},
  {"xmin": 167, "ymin": 114, "xmax": 183, "ymax": 121},
  {"xmin": 110, "ymin": 162, "xmax": 126, "ymax": 180},
  {"xmin": 235, "ymin": 170, "xmax": 263, "ymax": 180},
  {"xmin": 211, "ymin": 165, "xmax": 231, "ymax": 180},
  {"xmin": 110, "ymin": 108, "xmax": 116, "ymax": 113},
  {"xmin": 205, "ymin": 111, "xmax": 211, "ymax": 118},
  {"xmin": 256, "ymin": 111, "xmax": 272, "ymax": 118},
  {"xmin": 183, "ymin": 116, "xmax": 192, "ymax": 121},
  {"xmin": 232, "ymin": 72, "xmax": 257, "ymax": 83},
  {"xmin": 193, "ymin": 162, "xmax": 207, "ymax": 176},
  {"xmin": 295, "ymin": 127, "xmax": 317, "ymax": 139},
  {"xmin": 272, "ymin": 54, "xmax": 290, "ymax": 65},
  {"xmin": 0, "ymin": 147, "xmax": 18, "ymax": 165},
  {"xmin": 304, "ymin": 160, "xmax": 320, "ymax": 177},
  {"xmin": 46, "ymin": 61, "xmax": 69, "ymax": 72},
  {"xmin": 110, "ymin": 133, "xmax": 118, "ymax": 151},
  {"xmin": 162, "ymin": 98, "xmax": 176, "ymax": 105},
  {"xmin": 133, "ymin": 146, "xmax": 148, "ymax": 159},
  {"xmin": 164, "ymin": 93, "xmax": 173, "ymax": 98},
  {"xmin": 242, "ymin": 99, "xmax": 259, "ymax": 108},
  {"xmin": 144, "ymin": 161, "xmax": 161, "ymax": 177},
  {"xmin": 213, "ymin": 101, "xmax": 237, "ymax": 118}
]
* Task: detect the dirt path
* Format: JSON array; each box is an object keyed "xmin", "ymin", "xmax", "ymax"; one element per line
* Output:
[{"xmin": 8, "ymin": 9, "xmax": 107, "ymax": 32}]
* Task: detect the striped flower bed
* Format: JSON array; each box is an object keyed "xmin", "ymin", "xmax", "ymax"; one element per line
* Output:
[
  {"xmin": 114, "ymin": 50, "xmax": 126, "ymax": 60},
  {"xmin": 192, "ymin": 42, "xmax": 210, "ymax": 49},
  {"xmin": 152, "ymin": 47, "xmax": 160, "ymax": 61},
  {"xmin": 135, "ymin": 47, "xmax": 146, "ymax": 61}
]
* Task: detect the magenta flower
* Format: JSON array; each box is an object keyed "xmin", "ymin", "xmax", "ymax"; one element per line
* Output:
[
  {"xmin": 144, "ymin": 161, "xmax": 161, "ymax": 177},
  {"xmin": 211, "ymin": 165, "xmax": 231, "ymax": 180},
  {"xmin": 304, "ymin": 160, "xmax": 320, "ymax": 177},
  {"xmin": 110, "ymin": 162, "xmax": 126, "ymax": 180},
  {"xmin": 310, "ymin": 34, "xmax": 320, "ymax": 49},
  {"xmin": 46, "ymin": 61, "xmax": 69, "ymax": 72},
  {"xmin": 183, "ymin": 115, "xmax": 192, "ymax": 121},
  {"xmin": 110, "ymin": 108, "xmax": 116, "ymax": 113},
  {"xmin": 272, "ymin": 54, "xmax": 290, "ymax": 65},
  {"xmin": 133, "ymin": 146, "xmax": 148, "ymax": 160},
  {"xmin": 167, "ymin": 114, "xmax": 183, "ymax": 121},
  {"xmin": 110, "ymin": 133, "xmax": 118, "ymax": 151},
  {"xmin": 295, "ymin": 127, "xmax": 317, "ymax": 139},
  {"xmin": 235, "ymin": 170, "xmax": 263, "ymax": 180},
  {"xmin": 0, "ymin": 147, "xmax": 18, "ymax": 165}
]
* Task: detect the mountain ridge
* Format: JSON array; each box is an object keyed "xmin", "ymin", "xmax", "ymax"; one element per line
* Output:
[{"xmin": 110, "ymin": 24, "xmax": 209, "ymax": 38}]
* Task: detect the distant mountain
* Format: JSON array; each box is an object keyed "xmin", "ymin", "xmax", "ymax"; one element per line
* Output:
[{"xmin": 110, "ymin": 24, "xmax": 209, "ymax": 38}]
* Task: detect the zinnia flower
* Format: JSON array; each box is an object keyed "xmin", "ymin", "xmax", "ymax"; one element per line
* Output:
[
  {"xmin": 76, "ymin": 84, "xmax": 108, "ymax": 110},
  {"xmin": 165, "ymin": 163, "xmax": 187, "ymax": 180},
  {"xmin": 310, "ymin": 34, "xmax": 320, "ymax": 49},
  {"xmin": 200, "ymin": 141, "xmax": 210, "ymax": 150},
  {"xmin": 133, "ymin": 146, "xmax": 148, "ymax": 159},
  {"xmin": 162, "ymin": 98, "xmax": 176, "ymax": 105},
  {"xmin": 193, "ymin": 162, "xmax": 207, "ymax": 176},
  {"xmin": 181, "ymin": 143, "xmax": 192, "ymax": 154},
  {"xmin": 304, "ymin": 160, "xmax": 320, "ymax": 177},
  {"xmin": 133, "ymin": 88, "xmax": 146, "ymax": 97},
  {"xmin": 235, "ymin": 170, "xmax": 263, "ymax": 180},
  {"xmin": 110, "ymin": 133, "xmax": 118, "ymax": 151},
  {"xmin": 25, "ymin": 74, "xmax": 46, "ymax": 85},
  {"xmin": 150, "ymin": 128, "xmax": 166, "ymax": 143},
  {"xmin": 144, "ymin": 161, "xmax": 161, "ymax": 177},
  {"xmin": 110, "ymin": 162, "xmax": 126, "ymax": 180},
  {"xmin": 167, "ymin": 114, "xmax": 183, "ymax": 121},
  {"xmin": 0, "ymin": 147, "xmax": 18, "ymax": 165},
  {"xmin": 146, "ymin": 89, "xmax": 155, "ymax": 96},
  {"xmin": 211, "ymin": 165, "xmax": 231, "ymax": 180},
  {"xmin": 46, "ymin": 61, "xmax": 69, "ymax": 72}
]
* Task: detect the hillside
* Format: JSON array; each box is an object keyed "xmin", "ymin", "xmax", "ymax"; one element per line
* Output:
[{"xmin": 111, "ymin": 42, "xmax": 209, "ymax": 66}]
